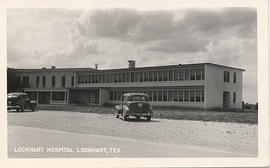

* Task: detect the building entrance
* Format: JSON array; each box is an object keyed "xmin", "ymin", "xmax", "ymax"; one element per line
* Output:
[
  {"xmin": 88, "ymin": 90, "xmax": 99, "ymax": 105},
  {"xmin": 223, "ymin": 91, "xmax": 230, "ymax": 109}
]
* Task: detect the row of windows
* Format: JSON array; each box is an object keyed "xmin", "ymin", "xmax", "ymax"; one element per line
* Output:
[
  {"xmin": 110, "ymin": 89, "xmax": 204, "ymax": 102},
  {"xmin": 18, "ymin": 75, "xmax": 74, "ymax": 88},
  {"xmin": 78, "ymin": 68, "xmax": 205, "ymax": 84},
  {"xmin": 224, "ymin": 71, "xmax": 237, "ymax": 83}
]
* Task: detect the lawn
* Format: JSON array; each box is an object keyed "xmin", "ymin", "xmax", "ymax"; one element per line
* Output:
[{"xmin": 37, "ymin": 104, "xmax": 258, "ymax": 124}]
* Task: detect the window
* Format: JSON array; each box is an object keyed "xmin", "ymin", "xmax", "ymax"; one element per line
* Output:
[
  {"xmin": 42, "ymin": 76, "xmax": 46, "ymax": 87},
  {"xmin": 122, "ymin": 73, "xmax": 126, "ymax": 82},
  {"xmin": 233, "ymin": 92, "xmax": 236, "ymax": 103},
  {"xmin": 174, "ymin": 69, "xmax": 178, "ymax": 81},
  {"xmin": 158, "ymin": 91, "xmax": 162, "ymax": 101},
  {"xmin": 224, "ymin": 71, "xmax": 230, "ymax": 82},
  {"xmin": 169, "ymin": 70, "xmax": 173, "ymax": 81},
  {"xmin": 154, "ymin": 71, "xmax": 158, "ymax": 81},
  {"xmin": 117, "ymin": 91, "xmax": 121, "ymax": 100},
  {"xmin": 135, "ymin": 72, "xmax": 139, "ymax": 82},
  {"xmin": 190, "ymin": 69, "xmax": 195, "ymax": 80},
  {"xmin": 163, "ymin": 91, "xmax": 167, "ymax": 101},
  {"xmin": 140, "ymin": 72, "xmax": 144, "ymax": 82},
  {"xmin": 196, "ymin": 68, "xmax": 201, "ymax": 80},
  {"xmin": 110, "ymin": 91, "xmax": 113, "ymax": 100},
  {"xmin": 22, "ymin": 76, "xmax": 29, "ymax": 87},
  {"xmin": 153, "ymin": 91, "xmax": 157, "ymax": 101},
  {"xmin": 179, "ymin": 69, "xmax": 184, "ymax": 80},
  {"xmin": 36, "ymin": 76, "xmax": 40, "ymax": 87},
  {"xmin": 164, "ymin": 70, "xmax": 168, "ymax": 81},
  {"xmin": 201, "ymin": 90, "xmax": 204, "ymax": 102},
  {"xmin": 148, "ymin": 91, "xmax": 153, "ymax": 101},
  {"xmin": 71, "ymin": 76, "xmax": 74, "ymax": 86},
  {"xmin": 149, "ymin": 71, "xmax": 153, "ymax": 81},
  {"xmin": 233, "ymin": 72, "xmax": 236, "ymax": 83},
  {"xmin": 202, "ymin": 69, "xmax": 205, "ymax": 80},
  {"xmin": 131, "ymin": 72, "xmax": 135, "ymax": 82},
  {"xmin": 113, "ymin": 91, "xmax": 117, "ymax": 100},
  {"xmin": 52, "ymin": 76, "xmax": 56, "ymax": 87},
  {"xmin": 168, "ymin": 91, "xmax": 173, "ymax": 101},
  {"xmin": 99, "ymin": 74, "xmax": 102, "ymax": 83},
  {"xmin": 127, "ymin": 73, "xmax": 130, "ymax": 82},
  {"xmin": 113, "ymin": 73, "xmax": 117, "ymax": 83},
  {"xmin": 184, "ymin": 90, "xmax": 189, "ymax": 102},
  {"xmin": 173, "ymin": 90, "xmax": 178, "ymax": 101},
  {"xmin": 196, "ymin": 91, "xmax": 201, "ymax": 102},
  {"xmin": 185, "ymin": 69, "xmax": 190, "ymax": 80},
  {"xmin": 52, "ymin": 92, "xmax": 65, "ymax": 101},
  {"xmin": 118, "ymin": 73, "xmax": 121, "ymax": 83},
  {"xmin": 144, "ymin": 72, "xmax": 148, "ymax": 82},
  {"xmin": 158, "ymin": 71, "xmax": 163, "ymax": 81},
  {"xmin": 179, "ymin": 90, "xmax": 183, "ymax": 101},
  {"xmin": 190, "ymin": 90, "xmax": 195, "ymax": 102},
  {"xmin": 61, "ymin": 76, "xmax": 65, "ymax": 87}
]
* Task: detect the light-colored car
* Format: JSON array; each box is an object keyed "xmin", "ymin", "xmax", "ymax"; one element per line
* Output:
[
  {"xmin": 115, "ymin": 93, "xmax": 153, "ymax": 121},
  {"xmin": 7, "ymin": 92, "xmax": 36, "ymax": 112}
]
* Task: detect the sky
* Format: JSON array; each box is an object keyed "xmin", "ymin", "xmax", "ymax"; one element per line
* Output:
[{"xmin": 7, "ymin": 8, "xmax": 257, "ymax": 103}]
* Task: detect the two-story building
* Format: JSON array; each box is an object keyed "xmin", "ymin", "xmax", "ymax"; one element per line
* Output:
[{"xmin": 11, "ymin": 61, "xmax": 245, "ymax": 110}]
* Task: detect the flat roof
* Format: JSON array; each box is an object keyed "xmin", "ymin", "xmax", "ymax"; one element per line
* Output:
[
  {"xmin": 10, "ymin": 63, "xmax": 245, "ymax": 73},
  {"xmin": 96, "ymin": 63, "xmax": 245, "ymax": 72}
]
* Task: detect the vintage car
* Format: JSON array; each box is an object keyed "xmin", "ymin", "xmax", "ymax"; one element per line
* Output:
[
  {"xmin": 7, "ymin": 92, "xmax": 36, "ymax": 112},
  {"xmin": 115, "ymin": 93, "xmax": 153, "ymax": 121}
]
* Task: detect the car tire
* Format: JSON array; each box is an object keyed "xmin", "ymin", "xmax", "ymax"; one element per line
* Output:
[
  {"xmin": 115, "ymin": 109, "xmax": 119, "ymax": 118},
  {"xmin": 20, "ymin": 105, "xmax": 25, "ymax": 112},
  {"xmin": 31, "ymin": 105, "xmax": 36, "ymax": 111},
  {"xmin": 146, "ymin": 116, "xmax": 151, "ymax": 121},
  {"xmin": 16, "ymin": 109, "xmax": 20, "ymax": 112},
  {"xmin": 136, "ymin": 116, "xmax": 140, "ymax": 120},
  {"xmin": 123, "ymin": 115, "xmax": 128, "ymax": 121}
]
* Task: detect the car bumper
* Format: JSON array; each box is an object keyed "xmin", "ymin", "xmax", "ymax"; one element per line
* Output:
[
  {"xmin": 7, "ymin": 105, "xmax": 20, "ymax": 110},
  {"xmin": 126, "ymin": 111, "xmax": 153, "ymax": 117}
]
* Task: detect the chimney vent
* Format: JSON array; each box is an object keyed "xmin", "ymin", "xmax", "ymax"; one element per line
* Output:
[
  {"xmin": 51, "ymin": 66, "xmax": 56, "ymax": 69},
  {"xmin": 95, "ymin": 64, "xmax": 98, "ymax": 70},
  {"xmin": 128, "ymin": 60, "xmax": 135, "ymax": 68},
  {"xmin": 42, "ymin": 67, "xmax": 47, "ymax": 69}
]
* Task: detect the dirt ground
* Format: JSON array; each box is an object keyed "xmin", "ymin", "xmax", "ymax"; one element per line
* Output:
[{"xmin": 8, "ymin": 110, "xmax": 258, "ymax": 155}]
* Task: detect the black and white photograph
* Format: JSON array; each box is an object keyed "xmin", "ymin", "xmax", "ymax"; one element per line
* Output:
[{"xmin": 1, "ymin": 0, "xmax": 269, "ymax": 167}]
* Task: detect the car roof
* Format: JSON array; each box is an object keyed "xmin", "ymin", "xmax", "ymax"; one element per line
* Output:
[
  {"xmin": 7, "ymin": 92, "xmax": 27, "ymax": 96},
  {"xmin": 123, "ymin": 93, "xmax": 148, "ymax": 96}
]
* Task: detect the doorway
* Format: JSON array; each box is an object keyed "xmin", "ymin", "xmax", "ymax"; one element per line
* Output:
[
  {"xmin": 223, "ymin": 91, "xmax": 230, "ymax": 109},
  {"xmin": 88, "ymin": 90, "xmax": 99, "ymax": 105}
]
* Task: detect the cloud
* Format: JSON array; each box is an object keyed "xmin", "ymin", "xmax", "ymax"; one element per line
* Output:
[
  {"xmin": 73, "ymin": 8, "xmax": 256, "ymax": 54},
  {"xmin": 7, "ymin": 8, "xmax": 257, "ymax": 103}
]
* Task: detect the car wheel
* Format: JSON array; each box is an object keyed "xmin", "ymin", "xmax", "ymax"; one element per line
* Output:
[
  {"xmin": 31, "ymin": 105, "xmax": 36, "ymax": 111},
  {"xmin": 136, "ymin": 116, "xmax": 140, "ymax": 120},
  {"xmin": 16, "ymin": 109, "xmax": 20, "ymax": 112},
  {"xmin": 146, "ymin": 116, "xmax": 151, "ymax": 121},
  {"xmin": 20, "ymin": 105, "xmax": 25, "ymax": 112},
  {"xmin": 123, "ymin": 115, "xmax": 128, "ymax": 121},
  {"xmin": 115, "ymin": 109, "xmax": 119, "ymax": 118}
]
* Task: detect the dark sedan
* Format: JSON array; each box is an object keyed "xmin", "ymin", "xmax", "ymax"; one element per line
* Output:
[{"xmin": 7, "ymin": 93, "xmax": 36, "ymax": 112}]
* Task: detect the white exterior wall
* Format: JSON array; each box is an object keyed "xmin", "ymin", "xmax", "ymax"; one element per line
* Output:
[
  {"xmin": 100, "ymin": 89, "xmax": 110, "ymax": 105},
  {"xmin": 204, "ymin": 64, "xmax": 243, "ymax": 110},
  {"xmin": 17, "ymin": 71, "xmax": 74, "ymax": 88}
]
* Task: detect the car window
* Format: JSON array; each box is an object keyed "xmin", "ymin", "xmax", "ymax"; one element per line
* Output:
[
  {"xmin": 23, "ymin": 95, "xmax": 30, "ymax": 101},
  {"xmin": 128, "ymin": 95, "xmax": 149, "ymax": 101}
]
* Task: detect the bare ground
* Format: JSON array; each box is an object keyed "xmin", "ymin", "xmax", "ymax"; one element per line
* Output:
[{"xmin": 8, "ymin": 110, "xmax": 258, "ymax": 155}]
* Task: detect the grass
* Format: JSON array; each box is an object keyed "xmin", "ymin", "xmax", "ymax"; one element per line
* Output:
[{"xmin": 37, "ymin": 104, "xmax": 258, "ymax": 124}]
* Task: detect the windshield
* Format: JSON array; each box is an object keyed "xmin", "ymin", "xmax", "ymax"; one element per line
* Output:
[{"xmin": 127, "ymin": 95, "xmax": 149, "ymax": 102}]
